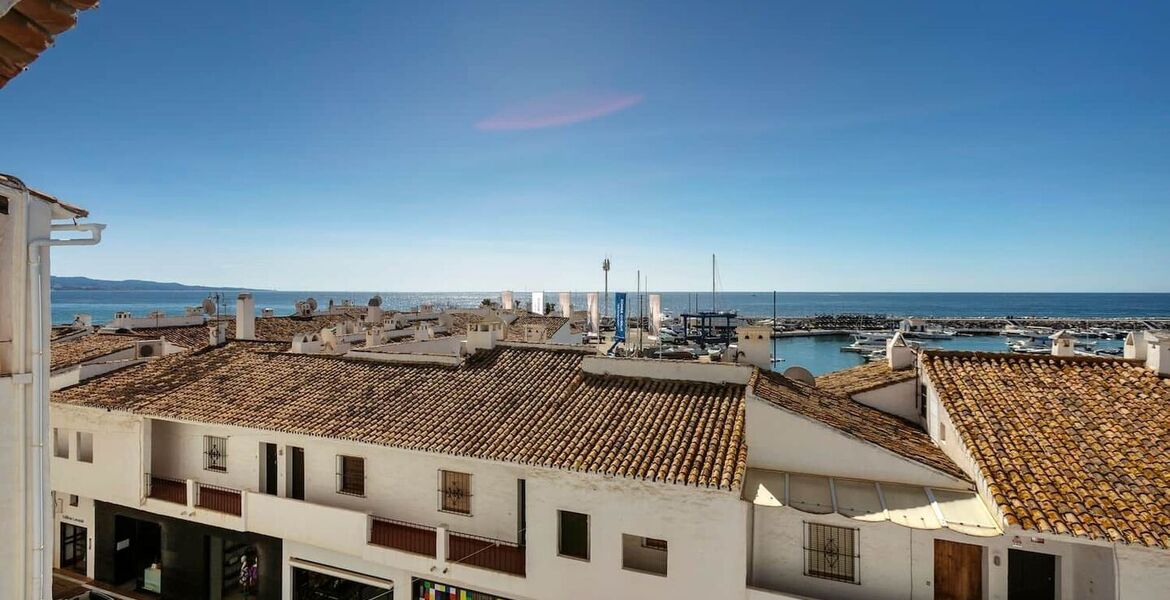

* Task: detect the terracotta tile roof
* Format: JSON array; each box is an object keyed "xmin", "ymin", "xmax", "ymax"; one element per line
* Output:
[
  {"xmin": 750, "ymin": 369, "xmax": 966, "ymax": 480},
  {"xmin": 54, "ymin": 343, "xmax": 748, "ymax": 491},
  {"xmin": 130, "ymin": 314, "xmax": 358, "ymax": 350},
  {"xmin": 922, "ymin": 351, "xmax": 1170, "ymax": 548},
  {"xmin": 816, "ymin": 361, "xmax": 917, "ymax": 396},
  {"xmin": 134, "ymin": 326, "xmax": 213, "ymax": 351},
  {"xmin": 0, "ymin": 0, "xmax": 98, "ymax": 91},
  {"xmin": 50, "ymin": 333, "xmax": 148, "ymax": 370},
  {"xmin": 505, "ymin": 316, "xmax": 569, "ymax": 342}
]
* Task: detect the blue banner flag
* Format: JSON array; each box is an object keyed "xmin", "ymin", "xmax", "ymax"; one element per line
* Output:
[{"xmin": 614, "ymin": 292, "xmax": 628, "ymax": 341}]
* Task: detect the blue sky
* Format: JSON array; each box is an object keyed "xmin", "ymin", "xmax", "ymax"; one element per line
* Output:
[{"xmin": 3, "ymin": 1, "xmax": 1168, "ymax": 292}]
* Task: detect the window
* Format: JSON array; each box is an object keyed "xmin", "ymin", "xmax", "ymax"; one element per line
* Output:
[
  {"xmin": 622, "ymin": 534, "xmax": 668, "ymax": 575},
  {"xmin": 69, "ymin": 494, "xmax": 79, "ymax": 507},
  {"xmin": 557, "ymin": 510, "xmax": 589, "ymax": 560},
  {"xmin": 337, "ymin": 455, "xmax": 365, "ymax": 496},
  {"xmin": 439, "ymin": 470, "xmax": 472, "ymax": 514},
  {"xmin": 76, "ymin": 432, "xmax": 93, "ymax": 463},
  {"xmin": 804, "ymin": 523, "xmax": 859, "ymax": 583},
  {"xmin": 53, "ymin": 428, "xmax": 69, "ymax": 459},
  {"xmin": 203, "ymin": 435, "xmax": 227, "ymax": 472}
]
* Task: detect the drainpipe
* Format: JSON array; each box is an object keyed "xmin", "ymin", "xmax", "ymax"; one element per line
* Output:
[{"xmin": 15, "ymin": 173, "xmax": 105, "ymax": 600}]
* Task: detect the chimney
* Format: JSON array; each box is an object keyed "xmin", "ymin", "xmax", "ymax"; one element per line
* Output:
[
  {"xmin": 502, "ymin": 290, "xmax": 514, "ymax": 310},
  {"xmin": 365, "ymin": 326, "xmax": 383, "ymax": 348},
  {"xmin": 559, "ymin": 292, "xmax": 572, "ymax": 318},
  {"xmin": 466, "ymin": 322, "xmax": 497, "ymax": 353},
  {"xmin": 262, "ymin": 307, "xmax": 275, "ymax": 317},
  {"xmin": 208, "ymin": 322, "xmax": 227, "ymax": 346},
  {"xmin": 1050, "ymin": 330, "xmax": 1076, "ymax": 357},
  {"xmin": 735, "ymin": 325, "xmax": 773, "ymax": 369},
  {"xmin": 236, "ymin": 293, "xmax": 256, "ymax": 340},
  {"xmin": 290, "ymin": 332, "xmax": 322, "ymax": 354},
  {"xmin": 587, "ymin": 292, "xmax": 599, "ymax": 335},
  {"xmin": 367, "ymin": 299, "xmax": 384, "ymax": 325},
  {"xmin": 887, "ymin": 332, "xmax": 915, "ymax": 370},
  {"xmin": 1124, "ymin": 331, "xmax": 1148, "ymax": 361},
  {"xmin": 531, "ymin": 291, "xmax": 545, "ymax": 315},
  {"xmin": 1147, "ymin": 333, "xmax": 1170, "ymax": 376}
]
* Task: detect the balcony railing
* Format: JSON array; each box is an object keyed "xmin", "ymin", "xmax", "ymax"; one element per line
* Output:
[
  {"xmin": 369, "ymin": 516, "xmax": 437, "ymax": 557},
  {"xmin": 147, "ymin": 474, "xmax": 187, "ymax": 505},
  {"xmin": 447, "ymin": 530, "xmax": 526, "ymax": 576},
  {"xmin": 196, "ymin": 482, "xmax": 242, "ymax": 516}
]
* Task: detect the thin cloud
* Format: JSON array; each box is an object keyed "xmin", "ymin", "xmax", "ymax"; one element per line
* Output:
[{"xmin": 476, "ymin": 91, "xmax": 644, "ymax": 131}]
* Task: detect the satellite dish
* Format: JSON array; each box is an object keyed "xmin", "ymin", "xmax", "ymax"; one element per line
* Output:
[
  {"xmin": 306, "ymin": 297, "xmax": 318, "ymax": 312},
  {"xmin": 783, "ymin": 366, "xmax": 817, "ymax": 386},
  {"xmin": 201, "ymin": 297, "xmax": 217, "ymax": 316},
  {"xmin": 369, "ymin": 295, "xmax": 383, "ymax": 307}
]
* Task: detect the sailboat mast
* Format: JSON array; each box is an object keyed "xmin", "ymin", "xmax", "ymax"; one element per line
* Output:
[{"xmin": 711, "ymin": 253, "xmax": 716, "ymax": 312}]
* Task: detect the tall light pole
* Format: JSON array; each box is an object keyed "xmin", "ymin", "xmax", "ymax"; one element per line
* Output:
[{"xmin": 602, "ymin": 257, "xmax": 611, "ymax": 319}]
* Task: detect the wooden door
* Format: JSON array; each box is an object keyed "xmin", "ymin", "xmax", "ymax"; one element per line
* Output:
[{"xmin": 935, "ymin": 539, "xmax": 983, "ymax": 600}]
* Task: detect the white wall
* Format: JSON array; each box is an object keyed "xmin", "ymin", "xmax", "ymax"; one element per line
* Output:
[
  {"xmin": 745, "ymin": 397, "xmax": 967, "ymax": 489},
  {"xmin": 51, "ymin": 405, "xmax": 147, "ymax": 508},
  {"xmin": 851, "ymin": 380, "xmax": 919, "ymax": 423},
  {"xmin": 751, "ymin": 504, "xmax": 1121, "ymax": 600},
  {"xmin": 1115, "ymin": 544, "xmax": 1170, "ymax": 599},
  {"xmin": 144, "ymin": 417, "xmax": 750, "ymax": 599}
]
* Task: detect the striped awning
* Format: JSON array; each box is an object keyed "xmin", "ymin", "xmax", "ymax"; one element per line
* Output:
[{"xmin": 743, "ymin": 469, "xmax": 1001, "ymax": 537}]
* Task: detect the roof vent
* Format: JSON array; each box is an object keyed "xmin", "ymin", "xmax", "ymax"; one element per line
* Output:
[{"xmin": 1050, "ymin": 330, "xmax": 1076, "ymax": 357}]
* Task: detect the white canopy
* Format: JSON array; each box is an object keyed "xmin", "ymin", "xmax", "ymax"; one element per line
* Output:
[{"xmin": 743, "ymin": 469, "xmax": 1001, "ymax": 537}]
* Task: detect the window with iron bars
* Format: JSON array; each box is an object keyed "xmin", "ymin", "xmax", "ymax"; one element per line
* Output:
[
  {"xmin": 203, "ymin": 435, "xmax": 227, "ymax": 472},
  {"xmin": 439, "ymin": 470, "xmax": 472, "ymax": 514},
  {"xmin": 804, "ymin": 522, "xmax": 859, "ymax": 584},
  {"xmin": 336, "ymin": 455, "xmax": 365, "ymax": 496}
]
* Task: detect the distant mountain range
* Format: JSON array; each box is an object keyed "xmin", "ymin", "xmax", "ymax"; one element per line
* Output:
[{"xmin": 50, "ymin": 276, "xmax": 249, "ymax": 291}]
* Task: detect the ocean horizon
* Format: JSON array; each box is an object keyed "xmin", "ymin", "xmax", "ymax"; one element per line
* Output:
[{"xmin": 50, "ymin": 289, "xmax": 1170, "ymax": 324}]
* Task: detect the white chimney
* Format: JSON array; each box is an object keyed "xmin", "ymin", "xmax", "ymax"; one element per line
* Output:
[
  {"xmin": 466, "ymin": 322, "xmax": 497, "ymax": 353},
  {"xmin": 502, "ymin": 290, "xmax": 514, "ymax": 310},
  {"xmin": 208, "ymin": 322, "xmax": 227, "ymax": 346},
  {"xmin": 649, "ymin": 294, "xmax": 662, "ymax": 336},
  {"xmin": 1147, "ymin": 333, "xmax": 1170, "ymax": 376},
  {"xmin": 559, "ymin": 292, "xmax": 572, "ymax": 318},
  {"xmin": 290, "ymin": 332, "xmax": 322, "ymax": 354},
  {"xmin": 532, "ymin": 291, "xmax": 545, "ymax": 315},
  {"xmin": 586, "ymin": 292, "xmax": 599, "ymax": 335},
  {"xmin": 236, "ymin": 293, "xmax": 256, "ymax": 340},
  {"xmin": 1124, "ymin": 331, "xmax": 1148, "ymax": 361},
  {"xmin": 1050, "ymin": 330, "xmax": 1076, "ymax": 357},
  {"xmin": 261, "ymin": 307, "xmax": 275, "ymax": 317},
  {"xmin": 415, "ymin": 323, "xmax": 435, "ymax": 341},
  {"xmin": 887, "ymin": 332, "xmax": 915, "ymax": 370},
  {"xmin": 735, "ymin": 325, "xmax": 773, "ymax": 369},
  {"xmin": 367, "ymin": 301, "xmax": 383, "ymax": 325},
  {"xmin": 73, "ymin": 314, "xmax": 92, "ymax": 328}
]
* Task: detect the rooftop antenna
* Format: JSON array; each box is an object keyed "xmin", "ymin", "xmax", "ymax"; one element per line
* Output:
[
  {"xmin": 201, "ymin": 296, "xmax": 218, "ymax": 316},
  {"xmin": 602, "ymin": 257, "xmax": 611, "ymax": 319}
]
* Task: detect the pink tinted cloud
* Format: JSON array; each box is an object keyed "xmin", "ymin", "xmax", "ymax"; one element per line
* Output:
[{"xmin": 476, "ymin": 91, "xmax": 644, "ymax": 131}]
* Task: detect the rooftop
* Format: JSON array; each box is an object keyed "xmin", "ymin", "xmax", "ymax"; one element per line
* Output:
[
  {"xmin": 49, "ymin": 333, "xmax": 149, "ymax": 370},
  {"xmin": 54, "ymin": 342, "xmax": 747, "ymax": 491},
  {"xmin": 132, "ymin": 314, "xmax": 359, "ymax": 350},
  {"xmin": 815, "ymin": 360, "xmax": 917, "ymax": 396},
  {"xmin": 922, "ymin": 351, "xmax": 1170, "ymax": 548},
  {"xmin": 505, "ymin": 315, "xmax": 570, "ymax": 342},
  {"xmin": 751, "ymin": 369, "xmax": 966, "ymax": 480},
  {"xmin": 0, "ymin": 0, "xmax": 98, "ymax": 90}
]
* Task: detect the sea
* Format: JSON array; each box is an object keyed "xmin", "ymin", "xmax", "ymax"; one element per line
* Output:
[{"xmin": 51, "ymin": 290, "xmax": 1168, "ymax": 375}]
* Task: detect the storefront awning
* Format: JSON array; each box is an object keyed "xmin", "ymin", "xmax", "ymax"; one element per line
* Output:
[{"xmin": 743, "ymin": 469, "xmax": 1001, "ymax": 537}]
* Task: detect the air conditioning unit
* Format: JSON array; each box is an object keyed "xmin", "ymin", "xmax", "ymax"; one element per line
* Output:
[{"xmin": 135, "ymin": 340, "xmax": 164, "ymax": 359}]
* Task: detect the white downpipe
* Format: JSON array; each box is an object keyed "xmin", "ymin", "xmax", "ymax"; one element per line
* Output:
[{"xmin": 27, "ymin": 210, "xmax": 104, "ymax": 600}]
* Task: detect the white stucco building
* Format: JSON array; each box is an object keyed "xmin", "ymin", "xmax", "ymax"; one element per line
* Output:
[
  {"xmin": 1, "ymin": 175, "xmax": 102, "ymax": 600},
  {"xmin": 45, "ymin": 309, "xmax": 1170, "ymax": 600}
]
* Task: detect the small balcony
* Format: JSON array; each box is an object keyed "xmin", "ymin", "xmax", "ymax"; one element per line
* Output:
[
  {"xmin": 447, "ymin": 530, "xmax": 526, "ymax": 577},
  {"xmin": 369, "ymin": 516, "xmax": 437, "ymax": 557},
  {"xmin": 196, "ymin": 482, "xmax": 242, "ymax": 516},
  {"xmin": 147, "ymin": 474, "xmax": 187, "ymax": 505}
]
